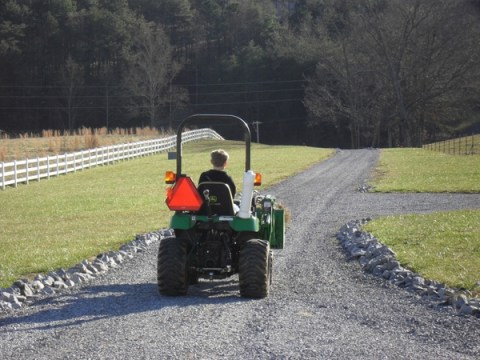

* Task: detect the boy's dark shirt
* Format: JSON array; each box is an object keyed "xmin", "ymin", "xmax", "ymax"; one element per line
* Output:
[{"xmin": 198, "ymin": 169, "xmax": 236, "ymax": 197}]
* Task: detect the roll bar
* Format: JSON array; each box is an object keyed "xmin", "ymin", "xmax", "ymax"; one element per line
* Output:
[{"xmin": 175, "ymin": 114, "xmax": 251, "ymax": 175}]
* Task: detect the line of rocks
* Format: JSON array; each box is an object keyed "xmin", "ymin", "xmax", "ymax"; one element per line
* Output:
[
  {"xmin": 0, "ymin": 229, "xmax": 174, "ymax": 313},
  {"xmin": 337, "ymin": 219, "xmax": 480, "ymax": 318},
  {"xmin": 4, "ymin": 219, "xmax": 478, "ymax": 319}
]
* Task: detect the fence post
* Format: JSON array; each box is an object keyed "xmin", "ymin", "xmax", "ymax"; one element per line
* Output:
[
  {"xmin": 26, "ymin": 160, "xmax": 29, "ymax": 185},
  {"xmin": 56, "ymin": 155, "xmax": 60, "ymax": 177},
  {"xmin": 47, "ymin": 155, "xmax": 50, "ymax": 179},
  {"xmin": 14, "ymin": 160, "xmax": 17, "ymax": 188},
  {"xmin": 0, "ymin": 162, "xmax": 4, "ymax": 190},
  {"xmin": 37, "ymin": 157, "xmax": 40, "ymax": 181}
]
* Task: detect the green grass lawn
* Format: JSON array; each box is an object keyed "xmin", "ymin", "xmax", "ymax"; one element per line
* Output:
[
  {"xmin": 363, "ymin": 211, "xmax": 480, "ymax": 296},
  {"xmin": 371, "ymin": 148, "xmax": 480, "ymax": 192},
  {"xmin": 2, "ymin": 144, "xmax": 478, "ymax": 296},
  {"xmin": 365, "ymin": 149, "xmax": 480, "ymax": 295},
  {"xmin": 0, "ymin": 140, "xmax": 332, "ymax": 287}
]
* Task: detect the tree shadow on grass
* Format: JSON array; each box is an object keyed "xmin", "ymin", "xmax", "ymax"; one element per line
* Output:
[{"xmin": 0, "ymin": 278, "xmax": 249, "ymax": 331}]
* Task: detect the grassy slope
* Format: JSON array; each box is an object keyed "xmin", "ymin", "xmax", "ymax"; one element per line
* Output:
[
  {"xmin": 371, "ymin": 148, "xmax": 480, "ymax": 192},
  {"xmin": 0, "ymin": 140, "xmax": 332, "ymax": 287},
  {"xmin": 365, "ymin": 149, "xmax": 480, "ymax": 295},
  {"xmin": 363, "ymin": 211, "xmax": 480, "ymax": 294}
]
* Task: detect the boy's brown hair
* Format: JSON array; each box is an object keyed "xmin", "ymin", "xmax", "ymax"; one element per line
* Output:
[{"xmin": 211, "ymin": 149, "xmax": 229, "ymax": 168}]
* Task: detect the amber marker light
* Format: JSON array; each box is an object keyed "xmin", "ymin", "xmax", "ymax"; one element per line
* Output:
[
  {"xmin": 165, "ymin": 171, "xmax": 176, "ymax": 184},
  {"xmin": 254, "ymin": 172, "xmax": 262, "ymax": 186}
]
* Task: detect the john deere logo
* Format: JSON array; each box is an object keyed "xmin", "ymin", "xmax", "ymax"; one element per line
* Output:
[{"xmin": 210, "ymin": 195, "xmax": 218, "ymax": 203}]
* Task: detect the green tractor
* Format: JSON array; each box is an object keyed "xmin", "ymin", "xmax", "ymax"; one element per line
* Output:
[{"xmin": 158, "ymin": 114, "xmax": 285, "ymax": 298}]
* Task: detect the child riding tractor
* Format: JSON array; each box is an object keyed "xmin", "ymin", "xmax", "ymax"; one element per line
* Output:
[{"xmin": 159, "ymin": 114, "xmax": 285, "ymax": 298}]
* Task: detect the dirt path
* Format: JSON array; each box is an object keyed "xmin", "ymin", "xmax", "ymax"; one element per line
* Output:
[{"xmin": 1, "ymin": 149, "xmax": 479, "ymax": 359}]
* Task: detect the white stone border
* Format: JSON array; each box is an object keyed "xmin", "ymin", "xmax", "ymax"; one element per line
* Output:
[
  {"xmin": 337, "ymin": 219, "xmax": 480, "ymax": 318},
  {"xmin": 0, "ymin": 229, "xmax": 174, "ymax": 313}
]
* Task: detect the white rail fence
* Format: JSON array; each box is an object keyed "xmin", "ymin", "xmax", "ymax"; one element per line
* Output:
[{"xmin": 0, "ymin": 129, "xmax": 223, "ymax": 190}]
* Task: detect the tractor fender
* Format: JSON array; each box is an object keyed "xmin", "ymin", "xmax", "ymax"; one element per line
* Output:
[{"xmin": 230, "ymin": 216, "xmax": 260, "ymax": 232}]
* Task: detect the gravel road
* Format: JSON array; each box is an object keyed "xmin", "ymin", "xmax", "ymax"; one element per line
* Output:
[{"xmin": 1, "ymin": 149, "xmax": 479, "ymax": 359}]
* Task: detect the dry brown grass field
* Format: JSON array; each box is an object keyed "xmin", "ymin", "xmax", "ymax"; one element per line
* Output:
[{"xmin": 0, "ymin": 127, "xmax": 172, "ymax": 162}]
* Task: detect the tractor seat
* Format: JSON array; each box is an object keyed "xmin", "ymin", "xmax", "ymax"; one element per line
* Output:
[{"xmin": 197, "ymin": 182, "xmax": 235, "ymax": 216}]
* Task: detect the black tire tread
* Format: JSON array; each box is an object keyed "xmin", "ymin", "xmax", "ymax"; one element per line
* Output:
[
  {"xmin": 157, "ymin": 237, "xmax": 189, "ymax": 296},
  {"xmin": 239, "ymin": 239, "xmax": 271, "ymax": 298}
]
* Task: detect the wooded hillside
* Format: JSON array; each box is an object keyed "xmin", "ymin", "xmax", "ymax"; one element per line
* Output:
[{"xmin": 1, "ymin": 0, "xmax": 479, "ymax": 147}]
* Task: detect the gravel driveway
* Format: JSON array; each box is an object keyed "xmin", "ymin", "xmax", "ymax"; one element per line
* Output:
[{"xmin": 1, "ymin": 149, "xmax": 479, "ymax": 359}]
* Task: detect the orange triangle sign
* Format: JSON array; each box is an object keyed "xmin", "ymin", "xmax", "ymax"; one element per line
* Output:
[{"xmin": 166, "ymin": 176, "xmax": 204, "ymax": 211}]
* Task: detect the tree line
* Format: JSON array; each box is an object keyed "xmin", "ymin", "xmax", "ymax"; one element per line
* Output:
[{"xmin": 1, "ymin": 0, "xmax": 479, "ymax": 148}]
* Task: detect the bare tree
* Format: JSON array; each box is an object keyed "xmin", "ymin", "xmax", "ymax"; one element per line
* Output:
[
  {"xmin": 59, "ymin": 55, "xmax": 84, "ymax": 132},
  {"xmin": 304, "ymin": 30, "xmax": 384, "ymax": 148},
  {"xmin": 305, "ymin": 0, "xmax": 480, "ymax": 147},
  {"xmin": 124, "ymin": 22, "xmax": 185, "ymax": 128},
  {"xmin": 357, "ymin": 0, "xmax": 480, "ymax": 146},
  {"xmin": 303, "ymin": 4, "xmax": 385, "ymax": 149}
]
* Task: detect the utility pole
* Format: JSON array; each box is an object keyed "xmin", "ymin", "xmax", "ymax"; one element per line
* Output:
[
  {"xmin": 252, "ymin": 121, "xmax": 262, "ymax": 143},
  {"xmin": 105, "ymin": 85, "xmax": 109, "ymax": 130}
]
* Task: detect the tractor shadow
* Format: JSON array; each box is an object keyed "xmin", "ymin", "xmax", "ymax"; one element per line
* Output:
[
  {"xmin": 188, "ymin": 277, "xmax": 242, "ymax": 297},
  {"xmin": 0, "ymin": 279, "xmax": 249, "ymax": 331}
]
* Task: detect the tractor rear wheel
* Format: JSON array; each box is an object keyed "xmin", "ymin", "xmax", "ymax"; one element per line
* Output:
[
  {"xmin": 157, "ymin": 236, "xmax": 189, "ymax": 296},
  {"xmin": 239, "ymin": 239, "xmax": 271, "ymax": 298}
]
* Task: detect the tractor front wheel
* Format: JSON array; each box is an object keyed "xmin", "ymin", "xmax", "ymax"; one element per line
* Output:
[
  {"xmin": 239, "ymin": 239, "xmax": 271, "ymax": 298},
  {"xmin": 157, "ymin": 237, "xmax": 189, "ymax": 296}
]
